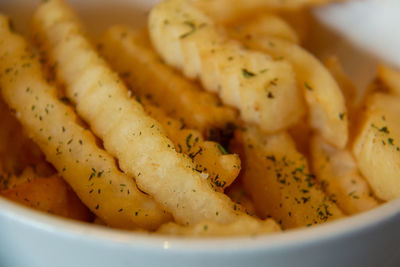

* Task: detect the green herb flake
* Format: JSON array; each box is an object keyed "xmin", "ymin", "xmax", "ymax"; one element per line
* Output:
[
  {"xmin": 217, "ymin": 144, "xmax": 228, "ymax": 155},
  {"xmin": 186, "ymin": 133, "xmax": 193, "ymax": 150},
  {"xmin": 380, "ymin": 126, "xmax": 389, "ymax": 134},
  {"xmin": 180, "ymin": 21, "xmax": 196, "ymax": 39},
  {"xmin": 304, "ymin": 82, "xmax": 313, "ymax": 91},
  {"xmin": 242, "ymin": 68, "xmax": 256, "ymax": 78}
]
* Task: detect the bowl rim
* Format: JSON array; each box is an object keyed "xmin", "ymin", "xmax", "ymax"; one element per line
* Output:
[{"xmin": 1, "ymin": 195, "xmax": 399, "ymax": 252}]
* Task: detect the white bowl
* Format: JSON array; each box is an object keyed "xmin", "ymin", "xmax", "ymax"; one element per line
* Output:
[
  {"xmin": 1, "ymin": 196, "xmax": 400, "ymax": 267},
  {"xmin": 1, "ymin": 1, "xmax": 400, "ymax": 266}
]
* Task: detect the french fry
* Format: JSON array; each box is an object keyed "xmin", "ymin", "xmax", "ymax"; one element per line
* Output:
[
  {"xmin": 353, "ymin": 93, "xmax": 400, "ymax": 201},
  {"xmin": 324, "ymin": 56, "xmax": 358, "ymax": 110},
  {"xmin": 149, "ymin": 0, "xmax": 305, "ymax": 133},
  {"xmin": 235, "ymin": 126, "xmax": 343, "ymax": 229},
  {"xmin": 225, "ymin": 181, "xmax": 257, "ymax": 216},
  {"xmin": 275, "ymin": 8, "xmax": 312, "ymax": 45},
  {"xmin": 98, "ymin": 26, "xmax": 237, "ymax": 134},
  {"xmin": 157, "ymin": 218, "xmax": 280, "ymax": 237},
  {"xmin": 32, "ymin": 0, "xmax": 280, "ymax": 232},
  {"xmin": 0, "ymin": 167, "xmax": 39, "ymax": 191},
  {"xmin": 288, "ymin": 117, "xmax": 312, "ymax": 157},
  {"xmin": 0, "ymin": 97, "xmax": 51, "ymax": 175},
  {"xmin": 377, "ymin": 64, "xmax": 400, "ymax": 96},
  {"xmin": 228, "ymin": 30, "xmax": 348, "ymax": 148},
  {"xmin": 143, "ymin": 100, "xmax": 241, "ymax": 191},
  {"xmin": 1, "ymin": 175, "xmax": 93, "ymax": 221},
  {"xmin": 193, "ymin": 0, "xmax": 339, "ymax": 24},
  {"xmin": 324, "ymin": 56, "xmax": 361, "ymax": 145},
  {"xmin": 0, "ymin": 17, "xmax": 171, "ymax": 230},
  {"xmin": 310, "ymin": 135, "xmax": 378, "ymax": 215},
  {"xmin": 227, "ymin": 14, "xmax": 299, "ymax": 44}
]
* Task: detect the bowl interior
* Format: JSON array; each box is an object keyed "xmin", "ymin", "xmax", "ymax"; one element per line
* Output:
[{"xmin": 0, "ymin": 0, "xmax": 398, "ymax": 251}]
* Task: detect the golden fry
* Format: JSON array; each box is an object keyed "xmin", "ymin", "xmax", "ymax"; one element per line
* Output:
[
  {"xmin": 324, "ymin": 56, "xmax": 358, "ymax": 109},
  {"xmin": 353, "ymin": 93, "xmax": 400, "ymax": 201},
  {"xmin": 1, "ymin": 175, "xmax": 93, "ymax": 221},
  {"xmin": 0, "ymin": 167, "xmax": 39, "ymax": 191},
  {"xmin": 32, "ymin": 0, "xmax": 279, "ymax": 232},
  {"xmin": 98, "ymin": 26, "xmax": 237, "ymax": 134},
  {"xmin": 227, "ymin": 14, "xmax": 299, "ymax": 44},
  {"xmin": 377, "ymin": 64, "xmax": 400, "ymax": 96},
  {"xmin": 144, "ymin": 103, "xmax": 241, "ymax": 191},
  {"xmin": 149, "ymin": 0, "xmax": 305, "ymax": 133},
  {"xmin": 193, "ymin": 0, "xmax": 340, "ymax": 24},
  {"xmin": 0, "ymin": 98, "xmax": 50, "ymax": 175},
  {"xmin": 225, "ymin": 181, "xmax": 257, "ymax": 216},
  {"xmin": 310, "ymin": 135, "xmax": 378, "ymax": 215},
  {"xmin": 228, "ymin": 29, "xmax": 348, "ymax": 148},
  {"xmin": 0, "ymin": 16, "xmax": 170, "ymax": 230},
  {"xmin": 288, "ymin": 117, "xmax": 312, "ymax": 157},
  {"xmin": 157, "ymin": 218, "xmax": 280, "ymax": 237},
  {"xmin": 235, "ymin": 126, "xmax": 344, "ymax": 229}
]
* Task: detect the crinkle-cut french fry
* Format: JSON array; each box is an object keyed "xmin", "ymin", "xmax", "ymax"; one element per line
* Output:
[
  {"xmin": 353, "ymin": 93, "xmax": 400, "ymax": 201},
  {"xmin": 234, "ymin": 126, "xmax": 344, "ymax": 229},
  {"xmin": 288, "ymin": 117, "xmax": 312, "ymax": 157},
  {"xmin": 227, "ymin": 14, "xmax": 299, "ymax": 44},
  {"xmin": 0, "ymin": 97, "xmax": 50, "ymax": 175},
  {"xmin": 143, "ymin": 102, "xmax": 241, "ymax": 191},
  {"xmin": 157, "ymin": 217, "xmax": 280, "ymax": 237},
  {"xmin": 324, "ymin": 56, "xmax": 359, "ymax": 109},
  {"xmin": 192, "ymin": 0, "xmax": 340, "ymax": 24},
  {"xmin": 225, "ymin": 181, "xmax": 257, "ymax": 216},
  {"xmin": 1, "ymin": 175, "xmax": 93, "ymax": 221},
  {"xmin": 310, "ymin": 135, "xmax": 378, "ymax": 215},
  {"xmin": 149, "ymin": 0, "xmax": 305, "ymax": 133},
  {"xmin": 228, "ymin": 29, "xmax": 348, "ymax": 148},
  {"xmin": 98, "ymin": 26, "xmax": 237, "ymax": 134},
  {"xmin": 275, "ymin": 8, "xmax": 312, "ymax": 45},
  {"xmin": 0, "ymin": 17, "xmax": 170, "ymax": 230},
  {"xmin": 0, "ymin": 167, "xmax": 39, "ymax": 191},
  {"xmin": 377, "ymin": 64, "xmax": 400, "ymax": 97},
  {"xmin": 323, "ymin": 56, "xmax": 361, "ymax": 145},
  {"xmin": 32, "ymin": 0, "xmax": 279, "ymax": 232}
]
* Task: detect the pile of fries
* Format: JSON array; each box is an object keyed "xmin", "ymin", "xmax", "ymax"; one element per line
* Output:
[{"xmin": 0, "ymin": 0, "xmax": 398, "ymax": 236}]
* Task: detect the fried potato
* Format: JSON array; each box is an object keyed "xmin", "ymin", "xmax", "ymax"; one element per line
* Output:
[
  {"xmin": 157, "ymin": 217, "xmax": 280, "ymax": 237},
  {"xmin": 235, "ymin": 126, "xmax": 343, "ymax": 229},
  {"xmin": 227, "ymin": 14, "xmax": 299, "ymax": 44},
  {"xmin": 0, "ymin": 97, "xmax": 51, "ymax": 175},
  {"xmin": 193, "ymin": 0, "xmax": 340, "ymax": 24},
  {"xmin": 377, "ymin": 64, "xmax": 400, "ymax": 96},
  {"xmin": 324, "ymin": 56, "xmax": 358, "ymax": 109},
  {"xmin": 1, "ymin": 175, "xmax": 93, "ymax": 221},
  {"xmin": 149, "ymin": 0, "xmax": 305, "ymax": 133},
  {"xmin": 143, "ymin": 101, "xmax": 241, "ymax": 191},
  {"xmin": 353, "ymin": 93, "xmax": 400, "ymax": 201},
  {"xmin": 0, "ymin": 167, "xmax": 39, "ymax": 191},
  {"xmin": 310, "ymin": 135, "xmax": 378, "ymax": 215},
  {"xmin": 32, "ymin": 0, "xmax": 279, "ymax": 232},
  {"xmin": 225, "ymin": 181, "xmax": 256, "ymax": 216},
  {"xmin": 0, "ymin": 17, "xmax": 170, "ymax": 230},
  {"xmin": 275, "ymin": 8, "xmax": 312, "ymax": 45},
  {"xmin": 288, "ymin": 117, "xmax": 312, "ymax": 157},
  {"xmin": 324, "ymin": 56, "xmax": 361, "ymax": 145},
  {"xmin": 228, "ymin": 31, "xmax": 348, "ymax": 148},
  {"xmin": 98, "ymin": 26, "xmax": 237, "ymax": 134}
]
